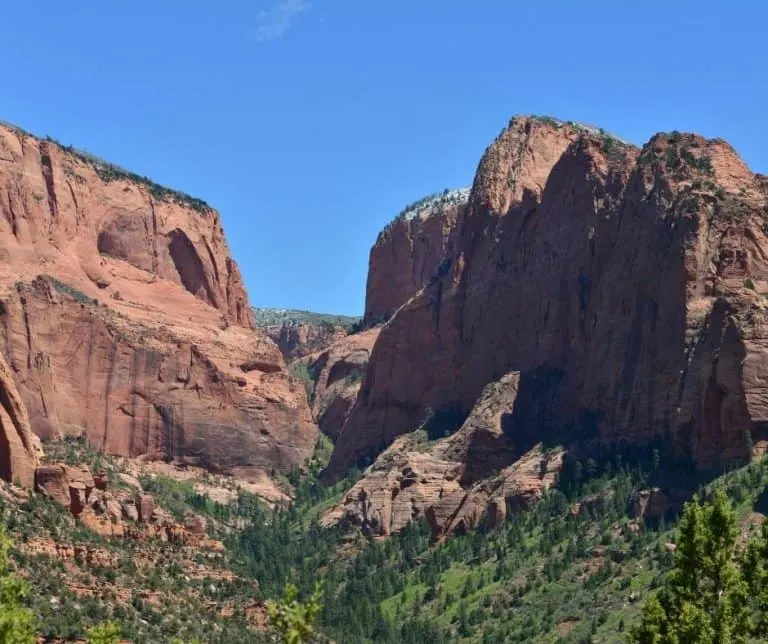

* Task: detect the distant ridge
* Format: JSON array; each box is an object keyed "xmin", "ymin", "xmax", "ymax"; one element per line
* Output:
[{"xmin": 251, "ymin": 307, "xmax": 360, "ymax": 329}]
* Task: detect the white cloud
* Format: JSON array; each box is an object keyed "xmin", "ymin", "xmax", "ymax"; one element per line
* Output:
[{"xmin": 255, "ymin": 0, "xmax": 312, "ymax": 42}]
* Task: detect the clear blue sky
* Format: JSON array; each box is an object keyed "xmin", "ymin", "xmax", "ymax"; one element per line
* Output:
[{"xmin": 1, "ymin": 1, "xmax": 765, "ymax": 315}]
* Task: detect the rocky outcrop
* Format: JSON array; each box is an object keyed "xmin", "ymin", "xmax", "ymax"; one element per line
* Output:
[
  {"xmin": 326, "ymin": 115, "xmax": 768, "ymax": 483},
  {"xmin": 0, "ymin": 351, "xmax": 40, "ymax": 486},
  {"xmin": 322, "ymin": 445, "xmax": 462, "ymax": 535},
  {"xmin": 266, "ymin": 322, "xmax": 348, "ymax": 361},
  {"xmin": 631, "ymin": 488, "xmax": 670, "ymax": 520},
  {"xmin": 296, "ymin": 328, "xmax": 380, "ymax": 440},
  {"xmin": 364, "ymin": 189, "xmax": 468, "ymax": 326},
  {"xmin": 426, "ymin": 445, "xmax": 563, "ymax": 538},
  {"xmin": 323, "ymin": 370, "xmax": 563, "ymax": 537},
  {"xmin": 34, "ymin": 460, "xmax": 223, "ymax": 545},
  {"xmin": 0, "ymin": 123, "xmax": 317, "ymax": 480}
]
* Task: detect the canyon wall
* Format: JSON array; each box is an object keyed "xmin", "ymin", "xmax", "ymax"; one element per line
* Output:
[
  {"xmin": 0, "ymin": 123, "xmax": 317, "ymax": 481},
  {"xmin": 326, "ymin": 116, "xmax": 768, "ymax": 484}
]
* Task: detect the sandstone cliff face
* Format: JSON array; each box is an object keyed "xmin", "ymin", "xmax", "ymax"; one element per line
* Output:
[
  {"xmin": 297, "ymin": 328, "xmax": 380, "ymax": 440},
  {"xmin": 266, "ymin": 322, "xmax": 349, "ymax": 361},
  {"xmin": 326, "ymin": 116, "xmax": 768, "ymax": 482},
  {"xmin": 0, "ymin": 123, "xmax": 317, "ymax": 480},
  {"xmin": 364, "ymin": 189, "xmax": 468, "ymax": 326}
]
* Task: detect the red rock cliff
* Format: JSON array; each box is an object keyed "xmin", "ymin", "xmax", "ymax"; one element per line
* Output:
[
  {"xmin": 0, "ymin": 351, "xmax": 41, "ymax": 486},
  {"xmin": 0, "ymin": 123, "xmax": 317, "ymax": 480},
  {"xmin": 325, "ymin": 116, "xmax": 768, "ymax": 481},
  {"xmin": 364, "ymin": 190, "xmax": 468, "ymax": 326}
]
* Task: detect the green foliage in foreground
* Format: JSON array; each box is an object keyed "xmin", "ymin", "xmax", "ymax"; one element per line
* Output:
[
  {"xmin": 0, "ymin": 527, "xmax": 35, "ymax": 643},
  {"xmin": 630, "ymin": 490, "xmax": 768, "ymax": 643},
  {"xmin": 86, "ymin": 620, "xmax": 122, "ymax": 644},
  {"xmin": 266, "ymin": 582, "xmax": 324, "ymax": 644}
]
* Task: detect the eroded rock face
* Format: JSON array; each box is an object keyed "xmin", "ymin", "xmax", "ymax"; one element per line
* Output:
[
  {"xmin": 321, "ymin": 443, "xmax": 463, "ymax": 536},
  {"xmin": 31, "ymin": 461, "xmax": 222, "ymax": 544},
  {"xmin": 265, "ymin": 323, "xmax": 349, "ymax": 361},
  {"xmin": 631, "ymin": 488, "xmax": 670, "ymax": 520},
  {"xmin": 323, "ymin": 370, "xmax": 563, "ymax": 537},
  {"xmin": 0, "ymin": 351, "xmax": 40, "ymax": 486},
  {"xmin": 326, "ymin": 116, "xmax": 768, "ymax": 482},
  {"xmin": 0, "ymin": 124, "xmax": 317, "ymax": 480},
  {"xmin": 364, "ymin": 190, "xmax": 468, "ymax": 326},
  {"xmin": 35, "ymin": 462, "xmax": 95, "ymax": 515},
  {"xmin": 297, "ymin": 328, "xmax": 380, "ymax": 440}
]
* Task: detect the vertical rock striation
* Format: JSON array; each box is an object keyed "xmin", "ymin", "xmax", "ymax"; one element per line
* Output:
[{"xmin": 0, "ymin": 122, "xmax": 317, "ymax": 482}]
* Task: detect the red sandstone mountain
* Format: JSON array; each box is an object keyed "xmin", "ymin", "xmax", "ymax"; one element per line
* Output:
[
  {"xmin": 364, "ymin": 189, "xmax": 469, "ymax": 326},
  {"xmin": 0, "ymin": 123, "xmax": 317, "ymax": 483},
  {"xmin": 325, "ymin": 115, "xmax": 768, "ymax": 497}
]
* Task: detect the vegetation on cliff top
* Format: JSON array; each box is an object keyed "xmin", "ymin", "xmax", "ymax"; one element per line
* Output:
[
  {"xmin": 0, "ymin": 119, "xmax": 212, "ymax": 214},
  {"xmin": 380, "ymin": 187, "xmax": 470, "ymax": 234},
  {"xmin": 251, "ymin": 307, "xmax": 360, "ymax": 329}
]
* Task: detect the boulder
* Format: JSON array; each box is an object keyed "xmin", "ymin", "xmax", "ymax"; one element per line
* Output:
[
  {"xmin": 93, "ymin": 472, "xmax": 109, "ymax": 490},
  {"xmin": 137, "ymin": 494, "xmax": 155, "ymax": 523},
  {"xmin": 35, "ymin": 464, "xmax": 70, "ymax": 506},
  {"xmin": 121, "ymin": 500, "xmax": 139, "ymax": 522}
]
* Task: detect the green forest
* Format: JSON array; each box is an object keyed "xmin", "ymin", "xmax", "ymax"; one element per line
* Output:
[{"xmin": 6, "ymin": 437, "xmax": 768, "ymax": 642}]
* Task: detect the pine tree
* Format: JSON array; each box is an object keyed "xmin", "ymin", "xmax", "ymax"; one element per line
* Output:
[
  {"xmin": 86, "ymin": 621, "xmax": 122, "ymax": 644},
  {"xmin": 628, "ymin": 490, "xmax": 749, "ymax": 644},
  {"xmin": 742, "ymin": 519, "xmax": 768, "ymax": 636}
]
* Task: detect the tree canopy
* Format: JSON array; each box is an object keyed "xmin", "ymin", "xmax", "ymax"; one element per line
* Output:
[{"xmin": 629, "ymin": 489, "xmax": 768, "ymax": 644}]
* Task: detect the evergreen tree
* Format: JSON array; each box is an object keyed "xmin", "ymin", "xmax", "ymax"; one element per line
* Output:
[
  {"xmin": 742, "ymin": 519, "xmax": 768, "ymax": 637},
  {"xmin": 629, "ymin": 490, "xmax": 749, "ymax": 643}
]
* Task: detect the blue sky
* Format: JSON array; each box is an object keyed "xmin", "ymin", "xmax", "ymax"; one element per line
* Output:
[{"xmin": 1, "ymin": 1, "xmax": 765, "ymax": 315}]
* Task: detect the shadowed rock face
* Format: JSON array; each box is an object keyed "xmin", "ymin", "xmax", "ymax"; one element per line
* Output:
[
  {"xmin": 325, "ymin": 116, "xmax": 768, "ymax": 483},
  {"xmin": 0, "ymin": 351, "xmax": 41, "ymax": 486},
  {"xmin": 0, "ymin": 123, "xmax": 317, "ymax": 481},
  {"xmin": 296, "ymin": 328, "xmax": 380, "ymax": 441},
  {"xmin": 322, "ymin": 371, "xmax": 563, "ymax": 537}
]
